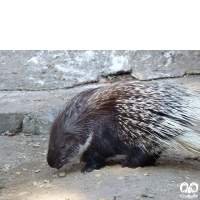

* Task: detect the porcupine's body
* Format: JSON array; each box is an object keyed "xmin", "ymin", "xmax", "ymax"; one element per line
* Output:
[{"xmin": 47, "ymin": 81, "xmax": 200, "ymax": 173}]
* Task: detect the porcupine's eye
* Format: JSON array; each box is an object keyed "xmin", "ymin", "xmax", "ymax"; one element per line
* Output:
[{"xmin": 61, "ymin": 145, "xmax": 66, "ymax": 150}]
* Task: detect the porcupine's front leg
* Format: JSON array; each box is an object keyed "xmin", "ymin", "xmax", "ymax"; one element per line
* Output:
[
  {"xmin": 122, "ymin": 147, "xmax": 161, "ymax": 168},
  {"xmin": 81, "ymin": 152, "xmax": 106, "ymax": 173}
]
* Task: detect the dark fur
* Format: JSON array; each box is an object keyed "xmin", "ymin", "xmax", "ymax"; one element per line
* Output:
[
  {"xmin": 47, "ymin": 83, "xmax": 163, "ymax": 172},
  {"xmin": 79, "ymin": 114, "xmax": 160, "ymax": 173}
]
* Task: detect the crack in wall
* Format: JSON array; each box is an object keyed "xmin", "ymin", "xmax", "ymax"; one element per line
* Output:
[{"xmin": 0, "ymin": 73, "xmax": 200, "ymax": 92}]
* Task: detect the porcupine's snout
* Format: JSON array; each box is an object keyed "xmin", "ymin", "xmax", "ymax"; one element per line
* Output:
[{"xmin": 47, "ymin": 149, "xmax": 63, "ymax": 169}]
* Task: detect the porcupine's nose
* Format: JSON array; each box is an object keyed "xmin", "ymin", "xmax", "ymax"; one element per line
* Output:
[
  {"xmin": 47, "ymin": 150, "xmax": 62, "ymax": 169},
  {"xmin": 54, "ymin": 160, "xmax": 63, "ymax": 169}
]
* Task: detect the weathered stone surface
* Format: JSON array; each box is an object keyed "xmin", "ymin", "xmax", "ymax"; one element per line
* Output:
[
  {"xmin": 22, "ymin": 115, "xmax": 35, "ymax": 133},
  {"xmin": 130, "ymin": 50, "xmax": 200, "ymax": 80},
  {"xmin": 23, "ymin": 110, "xmax": 57, "ymax": 134},
  {"xmin": 0, "ymin": 50, "xmax": 200, "ymax": 90},
  {"xmin": 0, "ymin": 113, "xmax": 24, "ymax": 133},
  {"xmin": 0, "ymin": 50, "xmax": 130, "ymax": 91},
  {"xmin": 1, "ymin": 50, "xmax": 200, "ymax": 91},
  {"xmin": 22, "ymin": 113, "xmax": 56, "ymax": 134}
]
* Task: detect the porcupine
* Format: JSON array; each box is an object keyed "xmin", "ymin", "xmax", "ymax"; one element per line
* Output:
[{"xmin": 47, "ymin": 81, "xmax": 200, "ymax": 173}]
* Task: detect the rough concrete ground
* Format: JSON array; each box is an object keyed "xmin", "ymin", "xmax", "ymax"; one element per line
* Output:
[{"xmin": 0, "ymin": 134, "xmax": 200, "ymax": 200}]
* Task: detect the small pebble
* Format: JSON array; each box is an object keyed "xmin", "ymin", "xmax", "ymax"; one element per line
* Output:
[
  {"xmin": 58, "ymin": 172, "xmax": 66, "ymax": 178},
  {"xmin": 7, "ymin": 132, "xmax": 17, "ymax": 136},
  {"xmin": 0, "ymin": 185, "xmax": 5, "ymax": 189},
  {"xmin": 172, "ymin": 181, "xmax": 176, "ymax": 183},
  {"xmin": 44, "ymin": 183, "xmax": 52, "ymax": 189},
  {"xmin": 95, "ymin": 174, "xmax": 101, "ymax": 177},
  {"xmin": 39, "ymin": 184, "xmax": 44, "ymax": 188},
  {"xmin": 35, "ymin": 169, "xmax": 40, "ymax": 173},
  {"xmin": 33, "ymin": 144, "xmax": 40, "ymax": 148},
  {"xmin": 19, "ymin": 192, "xmax": 28, "ymax": 196},
  {"xmin": 144, "ymin": 173, "xmax": 149, "ymax": 176},
  {"xmin": 33, "ymin": 182, "xmax": 38, "ymax": 187},
  {"xmin": 141, "ymin": 191, "xmax": 148, "ymax": 197},
  {"xmin": 4, "ymin": 164, "xmax": 10, "ymax": 169},
  {"xmin": 5, "ymin": 130, "xmax": 10, "ymax": 135},
  {"xmin": 190, "ymin": 155, "xmax": 199, "ymax": 160},
  {"xmin": 33, "ymin": 182, "xmax": 44, "ymax": 187},
  {"xmin": 43, "ymin": 179, "xmax": 52, "ymax": 183},
  {"xmin": 63, "ymin": 97, "xmax": 72, "ymax": 100}
]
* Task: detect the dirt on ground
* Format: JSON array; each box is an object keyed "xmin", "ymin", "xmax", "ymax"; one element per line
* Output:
[{"xmin": 0, "ymin": 134, "xmax": 200, "ymax": 200}]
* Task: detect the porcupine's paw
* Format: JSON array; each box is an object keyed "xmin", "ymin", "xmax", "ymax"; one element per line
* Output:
[
  {"xmin": 121, "ymin": 146, "xmax": 161, "ymax": 168},
  {"xmin": 81, "ymin": 161, "xmax": 104, "ymax": 173},
  {"xmin": 122, "ymin": 153, "xmax": 161, "ymax": 168},
  {"xmin": 121, "ymin": 159, "xmax": 143, "ymax": 168},
  {"xmin": 122, "ymin": 154, "xmax": 159, "ymax": 168},
  {"xmin": 143, "ymin": 153, "xmax": 161, "ymax": 166}
]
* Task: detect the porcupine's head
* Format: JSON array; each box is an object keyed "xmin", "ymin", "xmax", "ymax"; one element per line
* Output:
[{"xmin": 47, "ymin": 88, "xmax": 98, "ymax": 169}]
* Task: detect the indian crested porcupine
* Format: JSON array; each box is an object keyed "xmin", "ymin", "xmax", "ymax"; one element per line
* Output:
[{"xmin": 47, "ymin": 81, "xmax": 200, "ymax": 173}]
